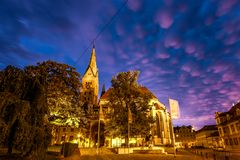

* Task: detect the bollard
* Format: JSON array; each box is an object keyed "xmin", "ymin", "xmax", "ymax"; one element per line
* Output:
[{"xmin": 213, "ymin": 154, "xmax": 216, "ymax": 160}]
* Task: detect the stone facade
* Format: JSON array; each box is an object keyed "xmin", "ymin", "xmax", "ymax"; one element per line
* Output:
[
  {"xmin": 51, "ymin": 46, "xmax": 99, "ymax": 147},
  {"xmin": 215, "ymin": 102, "xmax": 240, "ymax": 151},
  {"xmin": 51, "ymin": 125, "xmax": 88, "ymax": 147},
  {"xmin": 174, "ymin": 125, "xmax": 196, "ymax": 148},
  {"xmin": 80, "ymin": 46, "xmax": 99, "ymax": 105},
  {"xmin": 51, "ymin": 45, "xmax": 174, "ymax": 148},
  {"xmin": 195, "ymin": 125, "xmax": 222, "ymax": 148},
  {"xmin": 99, "ymin": 87, "xmax": 174, "ymax": 147}
]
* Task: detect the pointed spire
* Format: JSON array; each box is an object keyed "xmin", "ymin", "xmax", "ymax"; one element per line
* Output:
[
  {"xmin": 93, "ymin": 40, "xmax": 95, "ymax": 48},
  {"xmin": 100, "ymin": 84, "xmax": 106, "ymax": 97},
  {"xmin": 88, "ymin": 44, "xmax": 97, "ymax": 70}
]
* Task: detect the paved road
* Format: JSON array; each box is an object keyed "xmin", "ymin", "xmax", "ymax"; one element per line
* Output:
[
  {"xmin": 79, "ymin": 154, "xmax": 203, "ymax": 160},
  {"xmin": 64, "ymin": 150, "xmax": 204, "ymax": 160}
]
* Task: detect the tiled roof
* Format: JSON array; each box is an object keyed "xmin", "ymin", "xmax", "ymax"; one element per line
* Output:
[
  {"xmin": 100, "ymin": 88, "xmax": 113, "ymax": 100},
  {"xmin": 100, "ymin": 86, "xmax": 157, "ymax": 100},
  {"xmin": 208, "ymin": 131, "xmax": 219, "ymax": 137},
  {"xmin": 197, "ymin": 125, "xmax": 217, "ymax": 133},
  {"xmin": 218, "ymin": 102, "xmax": 240, "ymax": 117},
  {"xmin": 174, "ymin": 125, "xmax": 193, "ymax": 131}
]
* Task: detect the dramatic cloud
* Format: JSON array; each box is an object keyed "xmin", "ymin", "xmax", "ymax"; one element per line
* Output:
[
  {"xmin": 0, "ymin": 0, "xmax": 240, "ymax": 129},
  {"xmin": 155, "ymin": 10, "xmax": 174, "ymax": 29}
]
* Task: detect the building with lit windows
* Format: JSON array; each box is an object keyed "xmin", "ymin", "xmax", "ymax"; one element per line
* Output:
[
  {"xmin": 99, "ymin": 87, "xmax": 175, "ymax": 147},
  {"xmin": 51, "ymin": 45, "xmax": 175, "ymax": 148},
  {"xmin": 51, "ymin": 45, "xmax": 99, "ymax": 147},
  {"xmin": 51, "ymin": 125, "xmax": 89, "ymax": 147},
  {"xmin": 174, "ymin": 125, "xmax": 196, "ymax": 148},
  {"xmin": 195, "ymin": 125, "xmax": 222, "ymax": 148},
  {"xmin": 215, "ymin": 102, "xmax": 240, "ymax": 151}
]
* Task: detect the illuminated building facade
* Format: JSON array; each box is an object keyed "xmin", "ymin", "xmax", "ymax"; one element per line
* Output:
[
  {"xmin": 51, "ymin": 45, "xmax": 174, "ymax": 148},
  {"xmin": 80, "ymin": 45, "xmax": 99, "ymax": 105},
  {"xmin": 51, "ymin": 125, "xmax": 89, "ymax": 147},
  {"xmin": 174, "ymin": 125, "xmax": 196, "ymax": 148},
  {"xmin": 51, "ymin": 45, "xmax": 99, "ymax": 146},
  {"xmin": 215, "ymin": 102, "xmax": 240, "ymax": 151},
  {"xmin": 99, "ymin": 87, "xmax": 174, "ymax": 147},
  {"xmin": 195, "ymin": 125, "xmax": 222, "ymax": 148}
]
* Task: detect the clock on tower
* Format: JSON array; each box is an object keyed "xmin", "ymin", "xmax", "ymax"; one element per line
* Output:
[{"xmin": 86, "ymin": 82, "xmax": 92, "ymax": 89}]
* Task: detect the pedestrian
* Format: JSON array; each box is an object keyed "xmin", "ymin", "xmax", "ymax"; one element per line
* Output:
[{"xmin": 213, "ymin": 153, "xmax": 216, "ymax": 160}]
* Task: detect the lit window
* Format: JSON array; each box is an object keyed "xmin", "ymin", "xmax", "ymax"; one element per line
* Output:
[
  {"xmin": 225, "ymin": 139, "xmax": 228, "ymax": 145},
  {"xmin": 229, "ymin": 138, "xmax": 233, "ymax": 145},
  {"xmin": 234, "ymin": 138, "xmax": 238, "ymax": 145},
  {"xmin": 236, "ymin": 123, "xmax": 240, "ymax": 131},
  {"xmin": 231, "ymin": 125, "xmax": 235, "ymax": 133}
]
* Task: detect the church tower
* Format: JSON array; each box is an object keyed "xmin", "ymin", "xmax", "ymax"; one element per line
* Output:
[{"xmin": 81, "ymin": 45, "xmax": 99, "ymax": 105}]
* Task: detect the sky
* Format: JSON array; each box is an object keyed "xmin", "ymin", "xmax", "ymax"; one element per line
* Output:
[{"xmin": 0, "ymin": 0, "xmax": 240, "ymax": 130}]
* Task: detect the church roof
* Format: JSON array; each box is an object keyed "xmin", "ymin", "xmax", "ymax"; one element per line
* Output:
[
  {"xmin": 218, "ymin": 102, "xmax": 240, "ymax": 117},
  {"xmin": 83, "ymin": 46, "xmax": 98, "ymax": 77},
  {"xmin": 196, "ymin": 125, "xmax": 217, "ymax": 133},
  {"xmin": 100, "ymin": 86, "xmax": 157, "ymax": 100}
]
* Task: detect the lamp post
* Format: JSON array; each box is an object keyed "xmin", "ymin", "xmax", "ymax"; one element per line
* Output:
[
  {"xmin": 171, "ymin": 118, "xmax": 176, "ymax": 158},
  {"xmin": 127, "ymin": 106, "xmax": 133, "ymax": 154},
  {"xmin": 128, "ymin": 107, "xmax": 130, "ymax": 154},
  {"xmin": 97, "ymin": 112, "xmax": 101, "ymax": 155}
]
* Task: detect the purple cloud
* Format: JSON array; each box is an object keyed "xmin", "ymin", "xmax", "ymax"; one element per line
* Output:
[
  {"xmin": 216, "ymin": 0, "xmax": 238, "ymax": 16},
  {"xmin": 184, "ymin": 42, "xmax": 196, "ymax": 54},
  {"xmin": 127, "ymin": 0, "xmax": 142, "ymax": 12},
  {"xmin": 164, "ymin": 36, "xmax": 181, "ymax": 49},
  {"xmin": 224, "ymin": 34, "xmax": 239, "ymax": 45},
  {"xmin": 1, "ymin": 0, "xmax": 240, "ymax": 130},
  {"xmin": 222, "ymin": 72, "xmax": 235, "ymax": 82},
  {"xmin": 155, "ymin": 10, "xmax": 174, "ymax": 29},
  {"xmin": 141, "ymin": 58, "xmax": 149, "ymax": 64},
  {"xmin": 181, "ymin": 64, "xmax": 191, "ymax": 72},
  {"xmin": 155, "ymin": 52, "xmax": 170, "ymax": 59}
]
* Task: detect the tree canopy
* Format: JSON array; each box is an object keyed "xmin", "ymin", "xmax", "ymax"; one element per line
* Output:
[
  {"xmin": 0, "ymin": 65, "xmax": 51, "ymax": 159},
  {"xmin": 0, "ymin": 61, "xmax": 85, "ymax": 159},
  {"xmin": 105, "ymin": 71, "xmax": 154, "ymax": 139},
  {"xmin": 25, "ymin": 61, "xmax": 86, "ymax": 127}
]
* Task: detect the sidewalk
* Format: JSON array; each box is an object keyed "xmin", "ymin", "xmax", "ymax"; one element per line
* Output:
[{"xmin": 63, "ymin": 148, "xmax": 81, "ymax": 160}]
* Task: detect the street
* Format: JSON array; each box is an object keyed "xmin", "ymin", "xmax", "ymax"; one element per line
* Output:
[{"xmin": 62, "ymin": 149, "xmax": 205, "ymax": 160}]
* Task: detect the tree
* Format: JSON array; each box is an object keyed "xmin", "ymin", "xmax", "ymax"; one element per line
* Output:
[
  {"xmin": 0, "ymin": 61, "xmax": 86, "ymax": 159},
  {"xmin": 25, "ymin": 61, "xmax": 87, "ymax": 128},
  {"xmin": 0, "ymin": 66, "xmax": 51, "ymax": 159},
  {"xmin": 105, "ymin": 71, "xmax": 154, "ymax": 143}
]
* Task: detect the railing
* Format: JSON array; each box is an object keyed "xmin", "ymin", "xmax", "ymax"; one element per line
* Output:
[{"xmin": 187, "ymin": 148, "xmax": 240, "ymax": 160}]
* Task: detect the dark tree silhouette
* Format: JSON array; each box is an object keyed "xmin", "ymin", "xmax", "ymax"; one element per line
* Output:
[
  {"xmin": 0, "ymin": 61, "xmax": 86, "ymax": 159},
  {"xmin": 0, "ymin": 66, "xmax": 51, "ymax": 159}
]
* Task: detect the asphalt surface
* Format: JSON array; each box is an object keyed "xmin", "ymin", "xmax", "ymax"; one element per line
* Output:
[{"xmin": 64, "ymin": 150, "xmax": 205, "ymax": 160}]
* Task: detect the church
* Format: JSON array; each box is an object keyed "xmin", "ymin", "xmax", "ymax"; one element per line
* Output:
[{"xmin": 51, "ymin": 45, "xmax": 175, "ymax": 148}]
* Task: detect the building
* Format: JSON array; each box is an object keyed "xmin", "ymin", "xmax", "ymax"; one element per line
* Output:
[
  {"xmin": 215, "ymin": 102, "xmax": 240, "ymax": 151},
  {"xmin": 195, "ymin": 125, "xmax": 222, "ymax": 148},
  {"xmin": 174, "ymin": 125, "xmax": 196, "ymax": 148},
  {"xmin": 51, "ymin": 125, "xmax": 89, "ymax": 147},
  {"xmin": 51, "ymin": 45, "xmax": 99, "ymax": 146},
  {"xmin": 51, "ymin": 45, "xmax": 175, "ymax": 148},
  {"xmin": 80, "ymin": 45, "xmax": 99, "ymax": 105},
  {"xmin": 99, "ymin": 87, "xmax": 174, "ymax": 147}
]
